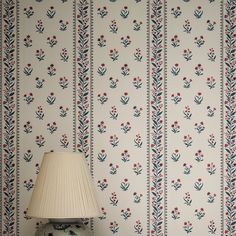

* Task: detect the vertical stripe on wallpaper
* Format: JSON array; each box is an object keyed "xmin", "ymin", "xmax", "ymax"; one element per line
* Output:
[
  {"xmin": 2, "ymin": 0, "xmax": 17, "ymax": 235},
  {"xmin": 224, "ymin": 1, "xmax": 236, "ymax": 235}
]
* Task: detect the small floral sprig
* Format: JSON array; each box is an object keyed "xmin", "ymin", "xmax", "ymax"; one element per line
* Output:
[
  {"xmin": 121, "ymin": 36, "xmax": 131, "ymax": 47},
  {"xmin": 120, "ymin": 92, "xmax": 130, "ymax": 104},
  {"xmin": 109, "ymin": 163, "xmax": 119, "ymax": 175},
  {"xmin": 183, "ymin": 105, "xmax": 192, "ymax": 119},
  {"xmin": 97, "ymin": 179, "xmax": 108, "ymax": 191},
  {"xmin": 194, "ymin": 122, "xmax": 205, "ymax": 133},
  {"xmin": 208, "ymin": 220, "xmax": 216, "ymax": 234},
  {"xmin": 171, "ymin": 149, "xmax": 181, "ymax": 162},
  {"xmin": 97, "ymin": 149, "xmax": 107, "ymax": 162},
  {"xmin": 121, "ymin": 208, "xmax": 131, "ymax": 220},
  {"xmin": 134, "ymin": 220, "xmax": 143, "ymax": 234},
  {"xmin": 35, "ymin": 105, "xmax": 44, "ymax": 119},
  {"xmin": 208, "ymin": 134, "xmax": 216, "ymax": 148},
  {"xmin": 171, "ymin": 121, "xmax": 180, "ymax": 133},
  {"xmin": 97, "ymin": 92, "xmax": 108, "ymax": 104},
  {"xmin": 133, "ymin": 77, "xmax": 142, "ymax": 89},
  {"xmin": 183, "ymin": 49, "xmax": 192, "ymax": 61},
  {"xmin": 171, "ymin": 207, "xmax": 180, "ymax": 220},
  {"xmin": 97, "ymin": 63, "xmax": 107, "ymax": 76},
  {"xmin": 208, "ymin": 48, "xmax": 216, "ymax": 62},
  {"xmin": 24, "ymin": 121, "xmax": 32, "ymax": 134},
  {"xmin": 195, "ymin": 64, "xmax": 204, "ymax": 76},
  {"xmin": 35, "ymin": 135, "xmax": 45, "ymax": 147},
  {"xmin": 207, "ymin": 20, "xmax": 216, "ymax": 31},
  {"xmin": 46, "ymin": 6, "xmax": 56, "ymax": 18},
  {"xmin": 121, "ymin": 64, "xmax": 130, "ymax": 76},
  {"xmin": 47, "ymin": 35, "xmax": 57, "ymax": 47},
  {"xmin": 133, "ymin": 106, "xmax": 143, "ymax": 117},
  {"xmin": 120, "ymin": 178, "xmax": 130, "ymax": 191},
  {"xmin": 133, "ymin": 20, "xmax": 142, "ymax": 31},
  {"xmin": 23, "ymin": 150, "xmax": 33, "ymax": 162},
  {"xmin": 194, "ymin": 36, "xmax": 205, "ymax": 47},
  {"xmin": 134, "ymin": 48, "xmax": 143, "ymax": 62},
  {"xmin": 120, "ymin": 6, "xmax": 129, "ymax": 18},
  {"xmin": 110, "ymin": 192, "xmax": 118, "ymax": 206},
  {"xmin": 183, "ymin": 163, "xmax": 192, "ymax": 175},
  {"xmin": 59, "ymin": 19, "xmax": 69, "ymax": 31},
  {"xmin": 207, "ymin": 162, "xmax": 216, "ymax": 175},
  {"xmin": 133, "ymin": 192, "xmax": 143, "ymax": 203},
  {"xmin": 183, "ymin": 134, "xmax": 193, "ymax": 147},
  {"xmin": 109, "ymin": 20, "xmax": 118, "ymax": 33},
  {"xmin": 171, "ymin": 63, "xmax": 180, "ymax": 76},
  {"xmin": 24, "ymin": 93, "xmax": 34, "ymax": 104},
  {"xmin": 207, "ymin": 106, "xmax": 216, "ymax": 117},
  {"xmin": 36, "ymin": 20, "xmax": 44, "ymax": 33},
  {"xmin": 47, "ymin": 122, "xmax": 57, "ymax": 134},
  {"xmin": 24, "ymin": 35, "xmax": 32, "ymax": 47},
  {"xmin": 171, "ymin": 179, "xmax": 182, "ymax": 191},
  {"xmin": 109, "ymin": 49, "xmax": 119, "ymax": 61},
  {"xmin": 97, "ymin": 121, "xmax": 106, "ymax": 134},
  {"xmin": 34, "ymin": 77, "xmax": 44, "ymax": 88},
  {"xmin": 109, "ymin": 77, "xmax": 119, "ymax": 88},
  {"xmin": 59, "ymin": 76, "xmax": 69, "ymax": 89},
  {"xmin": 36, "ymin": 221, "xmax": 44, "ymax": 230},
  {"xmin": 24, "ymin": 179, "xmax": 34, "ymax": 191},
  {"xmin": 183, "ymin": 221, "xmax": 193, "ymax": 234},
  {"xmin": 134, "ymin": 134, "xmax": 142, "ymax": 148},
  {"xmin": 23, "ymin": 209, "xmax": 31, "ymax": 220},
  {"xmin": 183, "ymin": 192, "xmax": 192, "ymax": 206},
  {"xmin": 171, "ymin": 93, "xmax": 182, "ymax": 104},
  {"xmin": 194, "ymin": 178, "xmax": 203, "ymax": 191},
  {"xmin": 206, "ymin": 76, "xmax": 216, "ymax": 89},
  {"xmin": 121, "ymin": 150, "xmax": 130, "ymax": 162},
  {"xmin": 183, "ymin": 77, "xmax": 192, "ymax": 88},
  {"xmin": 183, "ymin": 19, "xmax": 192, "ymax": 33},
  {"xmin": 99, "ymin": 207, "xmax": 107, "ymax": 220},
  {"xmin": 59, "ymin": 106, "xmax": 69, "ymax": 117},
  {"xmin": 195, "ymin": 150, "xmax": 204, "ymax": 162},
  {"xmin": 110, "ymin": 106, "xmax": 118, "ymax": 120},
  {"xmin": 97, "ymin": 35, "xmax": 106, "ymax": 47},
  {"xmin": 207, "ymin": 192, "xmax": 216, "ymax": 203},
  {"xmin": 35, "ymin": 49, "xmax": 45, "ymax": 61},
  {"xmin": 133, "ymin": 162, "xmax": 142, "ymax": 175},
  {"xmin": 60, "ymin": 48, "xmax": 69, "ymax": 62},
  {"xmin": 194, "ymin": 6, "xmax": 203, "ymax": 19},
  {"xmin": 194, "ymin": 92, "xmax": 203, "ymax": 104},
  {"xmin": 195, "ymin": 208, "xmax": 205, "ymax": 219},
  {"xmin": 97, "ymin": 6, "xmax": 108, "ymax": 18},
  {"xmin": 60, "ymin": 134, "xmax": 69, "ymax": 148},
  {"xmin": 24, "ymin": 64, "xmax": 33, "ymax": 76},
  {"xmin": 46, "ymin": 92, "xmax": 56, "ymax": 105},
  {"xmin": 171, "ymin": 6, "xmax": 182, "ymax": 18},
  {"xmin": 110, "ymin": 135, "xmax": 119, "ymax": 147},
  {"xmin": 171, "ymin": 35, "xmax": 180, "ymax": 47},
  {"xmin": 121, "ymin": 121, "xmax": 131, "ymax": 134},
  {"xmin": 47, "ymin": 64, "xmax": 56, "ymax": 76},
  {"xmin": 24, "ymin": 6, "xmax": 34, "ymax": 18},
  {"xmin": 109, "ymin": 221, "xmax": 119, "ymax": 234}
]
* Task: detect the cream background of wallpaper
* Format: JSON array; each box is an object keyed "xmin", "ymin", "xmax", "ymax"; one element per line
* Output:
[{"xmin": 1, "ymin": 0, "xmax": 230, "ymax": 235}]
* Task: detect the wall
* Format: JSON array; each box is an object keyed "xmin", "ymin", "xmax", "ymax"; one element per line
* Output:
[{"xmin": 1, "ymin": 0, "xmax": 236, "ymax": 235}]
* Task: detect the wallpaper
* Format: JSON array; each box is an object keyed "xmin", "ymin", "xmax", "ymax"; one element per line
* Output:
[{"xmin": 1, "ymin": 0, "xmax": 236, "ymax": 236}]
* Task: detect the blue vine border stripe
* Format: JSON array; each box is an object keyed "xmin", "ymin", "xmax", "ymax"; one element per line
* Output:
[
  {"xmin": 2, "ymin": 0, "xmax": 17, "ymax": 235},
  {"xmin": 150, "ymin": 0, "xmax": 165, "ymax": 235},
  {"xmin": 224, "ymin": 1, "xmax": 236, "ymax": 235}
]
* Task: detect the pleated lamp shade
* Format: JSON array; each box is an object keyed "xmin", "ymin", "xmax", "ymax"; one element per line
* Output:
[{"xmin": 27, "ymin": 152, "xmax": 100, "ymax": 219}]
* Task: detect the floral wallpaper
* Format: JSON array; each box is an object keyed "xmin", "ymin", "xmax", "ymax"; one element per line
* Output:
[{"xmin": 1, "ymin": 0, "xmax": 236, "ymax": 236}]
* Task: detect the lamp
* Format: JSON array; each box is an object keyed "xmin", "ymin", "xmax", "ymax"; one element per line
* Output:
[{"xmin": 27, "ymin": 151, "xmax": 100, "ymax": 236}]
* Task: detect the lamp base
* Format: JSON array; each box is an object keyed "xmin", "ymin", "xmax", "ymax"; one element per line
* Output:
[{"xmin": 35, "ymin": 220, "xmax": 92, "ymax": 236}]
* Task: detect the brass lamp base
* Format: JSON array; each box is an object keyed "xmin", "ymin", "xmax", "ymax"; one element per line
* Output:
[{"xmin": 35, "ymin": 219, "xmax": 92, "ymax": 236}]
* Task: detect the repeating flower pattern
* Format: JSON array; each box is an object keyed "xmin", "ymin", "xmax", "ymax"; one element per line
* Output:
[{"xmin": 1, "ymin": 0, "xmax": 235, "ymax": 236}]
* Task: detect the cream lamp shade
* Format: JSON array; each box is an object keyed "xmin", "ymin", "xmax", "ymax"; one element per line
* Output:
[{"xmin": 27, "ymin": 151, "xmax": 100, "ymax": 219}]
